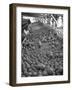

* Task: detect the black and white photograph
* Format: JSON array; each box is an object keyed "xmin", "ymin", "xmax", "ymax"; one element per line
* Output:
[
  {"xmin": 9, "ymin": 4, "xmax": 70, "ymax": 86},
  {"xmin": 21, "ymin": 13, "xmax": 63, "ymax": 77}
]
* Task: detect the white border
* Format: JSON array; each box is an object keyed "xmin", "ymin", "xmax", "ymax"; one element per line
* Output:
[{"xmin": 16, "ymin": 7, "xmax": 68, "ymax": 83}]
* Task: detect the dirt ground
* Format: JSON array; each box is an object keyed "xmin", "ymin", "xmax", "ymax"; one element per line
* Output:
[{"xmin": 21, "ymin": 22, "xmax": 63, "ymax": 77}]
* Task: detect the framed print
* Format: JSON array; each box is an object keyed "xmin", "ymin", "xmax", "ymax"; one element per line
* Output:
[{"xmin": 9, "ymin": 3, "xmax": 70, "ymax": 86}]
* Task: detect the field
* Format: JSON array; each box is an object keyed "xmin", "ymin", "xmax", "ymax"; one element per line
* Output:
[{"xmin": 21, "ymin": 21, "xmax": 63, "ymax": 77}]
